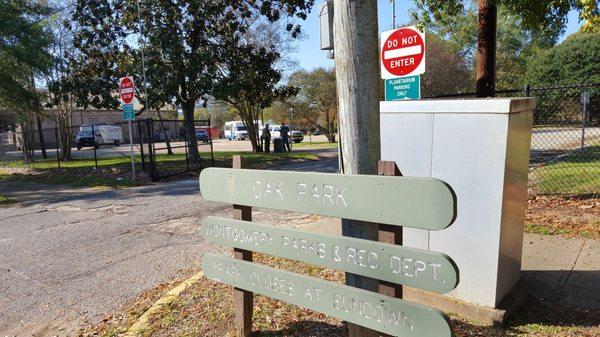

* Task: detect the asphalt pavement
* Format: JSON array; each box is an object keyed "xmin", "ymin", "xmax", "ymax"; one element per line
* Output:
[
  {"xmin": 1, "ymin": 153, "xmax": 598, "ymax": 336},
  {"xmin": 0, "ymin": 155, "xmax": 338, "ymax": 337}
]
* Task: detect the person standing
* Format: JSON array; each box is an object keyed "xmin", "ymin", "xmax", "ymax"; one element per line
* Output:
[
  {"xmin": 261, "ymin": 124, "xmax": 271, "ymax": 153},
  {"xmin": 280, "ymin": 123, "xmax": 291, "ymax": 152}
]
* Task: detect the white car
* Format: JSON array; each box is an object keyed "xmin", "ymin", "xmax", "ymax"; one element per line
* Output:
[{"xmin": 224, "ymin": 121, "xmax": 247, "ymax": 140}]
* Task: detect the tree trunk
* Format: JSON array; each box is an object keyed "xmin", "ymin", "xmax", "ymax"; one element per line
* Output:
[
  {"xmin": 156, "ymin": 109, "xmax": 174, "ymax": 155},
  {"xmin": 476, "ymin": 0, "xmax": 498, "ymax": 97},
  {"xmin": 237, "ymin": 104, "xmax": 262, "ymax": 152},
  {"xmin": 334, "ymin": 0, "xmax": 381, "ymax": 336},
  {"xmin": 182, "ymin": 101, "xmax": 201, "ymax": 162},
  {"xmin": 36, "ymin": 114, "xmax": 47, "ymax": 159}
]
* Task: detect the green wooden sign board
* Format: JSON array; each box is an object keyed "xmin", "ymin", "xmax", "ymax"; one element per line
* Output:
[
  {"xmin": 385, "ymin": 75, "xmax": 421, "ymax": 101},
  {"xmin": 199, "ymin": 168, "xmax": 455, "ymax": 230},
  {"xmin": 203, "ymin": 254, "xmax": 452, "ymax": 337},
  {"xmin": 203, "ymin": 217, "xmax": 458, "ymax": 294}
]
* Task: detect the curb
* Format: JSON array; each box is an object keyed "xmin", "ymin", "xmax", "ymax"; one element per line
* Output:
[{"xmin": 123, "ymin": 271, "xmax": 205, "ymax": 336}]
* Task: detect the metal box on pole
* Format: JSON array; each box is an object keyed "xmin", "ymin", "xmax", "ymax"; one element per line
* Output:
[
  {"xmin": 380, "ymin": 98, "xmax": 535, "ymax": 308},
  {"xmin": 319, "ymin": 1, "xmax": 334, "ymax": 50}
]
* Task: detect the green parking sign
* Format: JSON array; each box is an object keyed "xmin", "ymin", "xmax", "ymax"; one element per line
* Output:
[
  {"xmin": 123, "ymin": 103, "xmax": 135, "ymax": 121},
  {"xmin": 385, "ymin": 75, "xmax": 421, "ymax": 101}
]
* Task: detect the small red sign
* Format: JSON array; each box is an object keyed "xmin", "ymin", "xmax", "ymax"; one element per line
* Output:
[
  {"xmin": 381, "ymin": 26, "xmax": 425, "ymax": 79},
  {"xmin": 119, "ymin": 77, "xmax": 135, "ymax": 104}
]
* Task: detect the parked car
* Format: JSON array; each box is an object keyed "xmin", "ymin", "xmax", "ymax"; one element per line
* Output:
[
  {"xmin": 76, "ymin": 125, "xmax": 123, "ymax": 150},
  {"xmin": 224, "ymin": 121, "xmax": 248, "ymax": 140},
  {"xmin": 75, "ymin": 131, "xmax": 95, "ymax": 150},
  {"xmin": 269, "ymin": 125, "xmax": 282, "ymax": 139},
  {"xmin": 291, "ymin": 130, "xmax": 304, "ymax": 143},
  {"xmin": 195, "ymin": 129, "xmax": 210, "ymax": 143}
]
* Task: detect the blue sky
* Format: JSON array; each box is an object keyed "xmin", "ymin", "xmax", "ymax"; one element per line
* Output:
[{"xmin": 291, "ymin": 0, "xmax": 584, "ymax": 71}]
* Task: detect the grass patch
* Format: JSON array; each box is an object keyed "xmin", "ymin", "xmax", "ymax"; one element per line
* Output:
[
  {"xmin": 0, "ymin": 194, "xmax": 17, "ymax": 207},
  {"xmin": 533, "ymin": 145, "xmax": 600, "ymax": 196},
  {"xmin": 78, "ymin": 254, "xmax": 600, "ymax": 337},
  {"xmin": 525, "ymin": 222, "xmax": 573, "ymax": 237},
  {"xmin": 0, "ymin": 151, "xmax": 318, "ymax": 188},
  {"xmin": 293, "ymin": 141, "xmax": 339, "ymax": 150},
  {"xmin": 525, "ymin": 194, "xmax": 600, "ymax": 239}
]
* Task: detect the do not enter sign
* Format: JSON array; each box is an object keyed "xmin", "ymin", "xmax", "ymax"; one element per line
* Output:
[
  {"xmin": 381, "ymin": 26, "xmax": 426, "ymax": 79},
  {"xmin": 119, "ymin": 76, "xmax": 135, "ymax": 104}
]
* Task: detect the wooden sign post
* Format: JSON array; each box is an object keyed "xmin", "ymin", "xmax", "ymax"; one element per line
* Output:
[
  {"xmin": 232, "ymin": 156, "xmax": 253, "ymax": 336},
  {"xmin": 199, "ymin": 159, "xmax": 458, "ymax": 337}
]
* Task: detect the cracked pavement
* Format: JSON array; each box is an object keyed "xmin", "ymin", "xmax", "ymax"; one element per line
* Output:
[
  {"xmin": 0, "ymin": 179, "xmax": 231, "ymax": 336},
  {"xmin": 1, "ymin": 153, "xmax": 599, "ymax": 336},
  {"xmin": 0, "ymin": 154, "xmax": 339, "ymax": 336}
]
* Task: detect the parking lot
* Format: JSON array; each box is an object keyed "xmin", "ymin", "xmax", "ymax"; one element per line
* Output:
[{"xmin": 1, "ymin": 135, "xmax": 333, "ymax": 162}]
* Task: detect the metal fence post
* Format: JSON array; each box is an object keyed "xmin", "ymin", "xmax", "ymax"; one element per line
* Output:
[
  {"xmin": 524, "ymin": 84, "xmax": 531, "ymax": 97},
  {"xmin": 91, "ymin": 124, "xmax": 98, "ymax": 169},
  {"xmin": 581, "ymin": 91, "xmax": 589, "ymax": 150},
  {"xmin": 137, "ymin": 121, "xmax": 146, "ymax": 171},
  {"xmin": 208, "ymin": 117, "xmax": 215, "ymax": 167},
  {"xmin": 54, "ymin": 126, "xmax": 61, "ymax": 169},
  {"xmin": 147, "ymin": 120, "xmax": 156, "ymax": 181}
]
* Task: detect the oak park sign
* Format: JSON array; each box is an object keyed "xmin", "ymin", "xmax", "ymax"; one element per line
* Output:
[
  {"xmin": 199, "ymin": 167, "xmax": 458, "ymax": 337},
  {"xmin": 199, "ymin": 168, "xmax": 455, "ymax": 230}
]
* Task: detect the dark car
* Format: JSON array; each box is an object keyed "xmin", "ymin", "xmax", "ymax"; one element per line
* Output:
[
  {"xmin": 195, "ymin": 129, "xmax": 210, "ymax": 143},
  {"xmin": 291, "ymin": 130, "xmax": 304, "ymax": 143},
  {"xmin": 75, "ymin": 131, "xmax": 96, "ymax": 150}
]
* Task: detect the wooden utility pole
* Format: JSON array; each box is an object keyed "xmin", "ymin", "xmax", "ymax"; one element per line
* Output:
[
  {"xmin": 476, "ymin": 0, "xmax": 498, "ymax": 97},
  {"xmin": 333, "ymin": 1, "xmax": 381, "ymax": 336}
]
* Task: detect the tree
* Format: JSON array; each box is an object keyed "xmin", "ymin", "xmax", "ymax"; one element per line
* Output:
[
  {"xmin": 0, "ymin": 0, "xmax": 54, "ymax": 162},
  {"xmin": 44, "ymin": 1, "xmax": 79, "ymax": 161},
  {"xmin": 286, "ymin": 68, "xmax": 337, "ymax": 142},
  {"xmin": 68, "ymin": 0, "xmax": 313, "ymax": 160},
  {"xmin": 421, "ymin": 35, "xmax": 473, "ymax": 96},
  {"xmin": 413, "ymin": 0, "xmax": 599, "ymax": 95},
  {"xmin": 525, "ymin": 32, "xmax": 600, "ymax": 124},
  {"xmin": 213, "ymin": 17, "xmax": 301, "ymax": 152},
  {"xmin": 526, "ymin": 32, "xmax": 600, "ymax": 86}
]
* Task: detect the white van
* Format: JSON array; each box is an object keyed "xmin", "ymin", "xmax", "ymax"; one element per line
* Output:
[
  {"xmin": 224, "ymin": 121, "xmax": 248, "ymax": 140},
  {"xmin": 77, "ymin": 124, "xmax": 124, "ymax": 149}
]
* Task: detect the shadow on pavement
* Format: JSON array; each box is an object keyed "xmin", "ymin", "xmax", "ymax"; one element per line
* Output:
[
  {"xmin": 523, "ymin": 270, "xmax": 600, "ymax": 310},
  {"xmin": 252, "ymin": 320, "xmax": 346, "ymax": 337}
]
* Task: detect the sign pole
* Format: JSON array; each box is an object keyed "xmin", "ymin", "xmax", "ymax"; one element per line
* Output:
[
  {"xmin": 129, "ymin": 120, "xmax": 136, "ymax": 181},
  {"xmin": 232, "ymin": 155, "xmax": 253, "ymax": 337},
  {"xmin": 378, "ymin": 161, "xmax": 403, "ymax": 337}
]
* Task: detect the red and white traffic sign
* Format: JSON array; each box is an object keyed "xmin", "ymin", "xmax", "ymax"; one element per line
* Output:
[
  {"xmin": 381, "ymin": 26, "xmax": 426, "ymax": 79},
  {"xmin": 119, "ymin": 76, "xmax": 135, "ymax": 104}
]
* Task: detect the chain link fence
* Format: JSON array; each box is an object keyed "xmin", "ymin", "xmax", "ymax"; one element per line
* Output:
[
  {"xmin": 427, "ymin": 83, "xmax": 600, "ymax": 196},
  {"xmin": 0, "ymin": 119, "xmax": 215, "ymax": 183}
]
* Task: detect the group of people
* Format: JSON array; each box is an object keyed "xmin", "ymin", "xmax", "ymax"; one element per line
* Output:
[{"xmin": 260, "ymin": 123, "xmax": 291, "ymax": 153}]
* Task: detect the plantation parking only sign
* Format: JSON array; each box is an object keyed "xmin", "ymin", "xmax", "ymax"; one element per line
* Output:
[
  {"xmin": 385, "ymin": 75, "xmax": 421, "ymax": 101},
  {"xmin": 381, "ymin": 26, "xmax": 426, "ymax": 79}
]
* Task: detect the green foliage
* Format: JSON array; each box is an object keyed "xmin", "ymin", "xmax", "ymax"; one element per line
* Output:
[
  {"xmin": 525, "ymin": 32, "xmax": 600, "ymax": 86},
  {"xmin": 416, "ymin": 0, "xmax": 597, "ymax": 37},
  {"xmin": 421, "ymin": 35, "xmax": 473, "ymax": 96},
  {"xmin": 413, "ymin": 0, "xmax": 599, "ymax": 90},
  {"xmin": 0, "ymin": 0, "xmax": 54, "ymax": 115},
  {"xmin": 283, "ymin": 68, "xmax": 338, "ymax": 142},
  {"xmin": 66, "ymin": 0, "xmax": 313, "ymax": 156}
]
